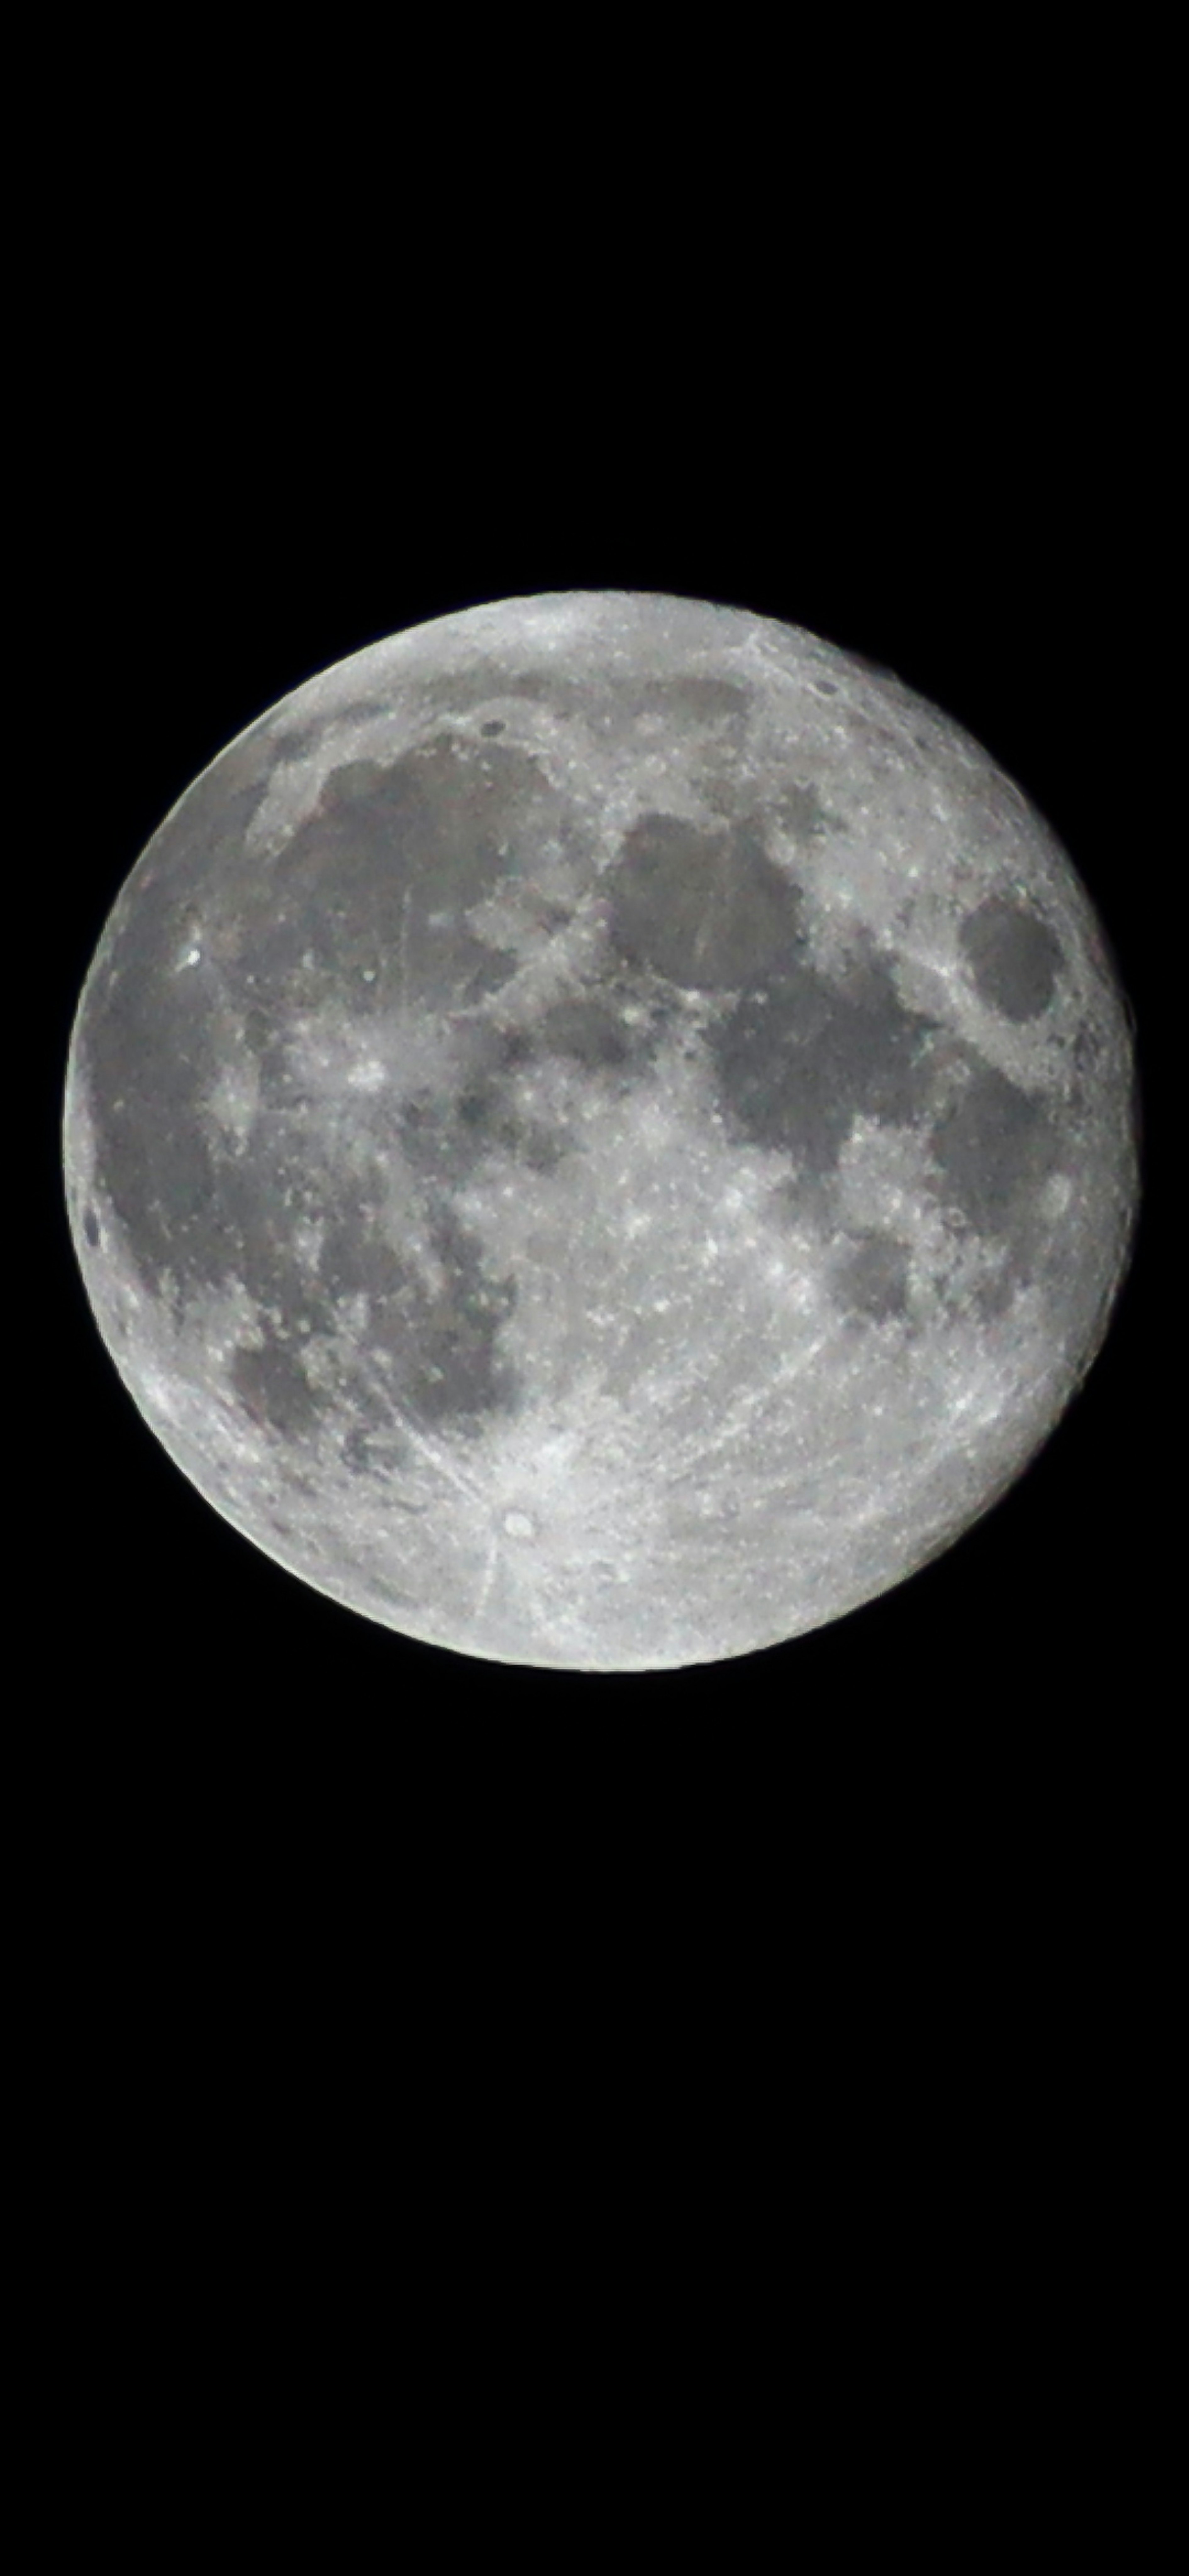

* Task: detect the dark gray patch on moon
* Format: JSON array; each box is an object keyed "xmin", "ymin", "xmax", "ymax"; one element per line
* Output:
[
  {"xmin": 607, "ymin": 813, "xmax": 804, "ymax": 991},
  {"xmin": 241, "ymin": 736, "xmax": 544, "ymax": 1011},
  {"xmin": 340, "ymin": 1423, "xmax": 420, "ymax": 1486},
  {"xmin": 959, "ymin": 896, "xmax": 1064, "ymax": 1021},
  {"xmin": 421, "ymin": 667, "xmax": 586, "ymax": 720},
  {"xmin": 81, "ymin": 742, "xmax": 533, "ymax": 1440},
  {"xmin": 399, "ymin": 1046, "xmax": 567, "ymax": 1188},
  {"xmin": 833, "ymin": 1230, "xmax": 913, "ymax": 1323},
  {"xmin": 634, "ymin": 675, "xmax": 750, "ymax": 724},
  {"xmin": 82, "ymin": 780, "xmax": 272, "ymax": 1291},
  {"xmin": 186, "ymin": 1144, "xmax": 321, "ymax": 1314},
  {"xmin": 317, "ymin": 1198, "xmax": 521, "ymax": 1435},
  {"xmin": 88, "ymin": 1008, "xmax": 220, "ymax": 1294},
  {"xmin": 710, "ymin": 950, "xmax": 938, "ymax": 1175},
  {"xmin": 231, "ymin": 1334, "xmax": 322, "ymax": 1439},
  {"xmin": 771, "ymin": 781, "xmax": 838, "ymax": 841},
  {"xmin": 221, "ymin": 1188, "xmax": 521, "ymax": 1447},
  {"xmin": 927, "ymin": 1065, "xmax": 1060, "ymax": 1244},
  {"xmin": 537, "ymin": 993, "xmax": 653, "ymax": 1074},
  {"xmin": 379, "ymin": 1207, "xmax": 520, "ymax": 1431}
]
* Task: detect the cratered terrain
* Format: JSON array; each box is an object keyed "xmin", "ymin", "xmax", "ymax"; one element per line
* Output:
[{"xmin": 63, "ymin": 591, "xmax": 1139, "ymax": 1668}]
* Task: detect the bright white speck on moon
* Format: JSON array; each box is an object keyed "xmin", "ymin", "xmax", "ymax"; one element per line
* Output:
[{"xmin": 63, "ymin": 591, "xmax": 1139, "ymax": 1669}]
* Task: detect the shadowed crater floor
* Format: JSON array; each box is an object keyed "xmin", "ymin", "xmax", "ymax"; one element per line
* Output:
[{"xmin": 958, "ymin": 895, "xmax": 1064, "ymax": 1022}]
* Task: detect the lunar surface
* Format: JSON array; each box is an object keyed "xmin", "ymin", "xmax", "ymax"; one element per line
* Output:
[{"xmin": 63, "ymin": 591, "xmax": 1139, "ymax": 1669}]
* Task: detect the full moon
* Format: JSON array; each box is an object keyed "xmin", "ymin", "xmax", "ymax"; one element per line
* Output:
[{"xmin": 63, "ymin": 592, "xmax": 1139, "ymax": 1669}]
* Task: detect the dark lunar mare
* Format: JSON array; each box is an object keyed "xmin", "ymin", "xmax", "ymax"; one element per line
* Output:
[
  {"xmin": 601, "ymin": 808, "xmax": 1072, "ymax": 1278},
  {"xmin": 832, "ymin": 1230, "xmax": 914, "ymax": 1324},
  {"xmin": 709, "ymin": 949, "xmax": 941, "ymax": 1178},
  {"xmin": 928, "ymin": 1064, "xmax": 1061, "ymax": 1244},
  {"xmin": 82, "ymin": 731, "xmax": 1085, "ymax": 1457},
  {"xmin": 81, "ymin": 768, "xmax": 274, "ymax": 1296},
  {"xmin": 78, "ymin": 736, "xmax": 570, "ymax": 1446},
  {"xmin": 606, "ymin": 812, "xmax": 805, "ymax": 992}
]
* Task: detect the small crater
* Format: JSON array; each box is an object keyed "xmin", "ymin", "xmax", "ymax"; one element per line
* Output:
[
  {"xmin": 83, "ymin": 1208, "xmax": 101, "ymax": 1247},
  {"xmin": 480, "ymin": 720, "xmax": 505, "ymax": 736}
]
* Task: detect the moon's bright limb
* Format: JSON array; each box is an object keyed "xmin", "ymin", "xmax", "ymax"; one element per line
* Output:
[{"xmin": 63, "ymin": 592, "xmax": 1139, "ymax": 1669}]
